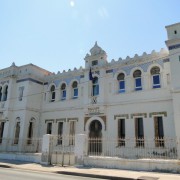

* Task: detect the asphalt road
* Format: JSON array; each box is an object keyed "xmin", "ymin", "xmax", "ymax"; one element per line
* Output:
[{"xmin": 0, "ymin": 168, "xmax": 106, "ymax": 180}]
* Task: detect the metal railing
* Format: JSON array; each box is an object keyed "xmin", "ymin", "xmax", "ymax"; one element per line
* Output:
[
  {"xmin": 88, "ymin": 137, "xmax": 178, "ymax": 159},
  {"xmin": 50, "ymin": 135, "xmax": 75, "ymax": 166},
  {"xmin": 0, "ymin": 138, "xmax": 42, "ymax": 153},
  {"xmin": 50, "ymin": 135, "xmax": 75, "ymax": 153}
]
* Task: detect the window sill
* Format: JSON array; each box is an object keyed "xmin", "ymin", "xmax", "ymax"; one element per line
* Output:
[
  {"xmin": 49, "ymin": 100, "xmax": 55, "ymax": 102},
  {"xmin": 152, "ymin": 86, "xmax": 161, "ymax": 89},
  {"xmin": 118, "ymin": 90, "xmax": 125, "ymax": 93},
  {"xmin": 135, "ymin": 88, "xmax": 142, "ymax": 91},
  {"xmin": 116, "ymin": 145, "xmax": 126, "ymax": 148},
  {"xmin": 56, "ymin": 144, "xmax": 63, "ymax": 146}
]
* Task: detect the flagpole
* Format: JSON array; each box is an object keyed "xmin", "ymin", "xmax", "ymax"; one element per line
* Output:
[{"xmin": 89, "ymin": 67, "xmax": 93, "ymax": 98}]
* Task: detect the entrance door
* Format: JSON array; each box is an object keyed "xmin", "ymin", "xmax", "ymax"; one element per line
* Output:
[{"xmin": 88, "ymin": 120, "xmax": 102, "ymax": 154}]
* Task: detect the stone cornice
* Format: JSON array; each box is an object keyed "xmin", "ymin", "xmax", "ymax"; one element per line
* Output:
[{"xmin": 165, "ymin": 38, "xmax": 180, "ymax": 47}]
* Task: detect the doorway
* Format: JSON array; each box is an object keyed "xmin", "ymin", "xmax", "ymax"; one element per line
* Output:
[{"xmin": 88, "ymin": 120, "xmax": 102, "ymax": 154}]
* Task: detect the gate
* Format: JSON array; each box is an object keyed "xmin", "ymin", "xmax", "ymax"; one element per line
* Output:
[{"xmin": 50, "ymin": 135, "xmax": 75, "ymax": 166}]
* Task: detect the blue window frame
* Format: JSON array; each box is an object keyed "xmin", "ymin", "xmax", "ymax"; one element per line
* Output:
[
  {"xmin": 117, "ymin": 73, "xmax": 125, "ymax": 93},
  {"xmin": 92, "ymin": 77, "xmax": 99, "ymax": 96},
  {"xmin": 62, "ymin": 90, "xmax": 66, "ymax": 99},
  {"xmin": 73, "ymin": 88, "xmax": 78, "ymax": 98},
  {"xmin": 72, "ymin": 81, "xmax": 78, "ymax": 99},
  {"xmin": 153, "ymin": 75, "xmax": 161, "ymax": 88},
  {"xmin": 61, "ymin": 83, "xmax": 66, "ymax": 100},
  {"xmin": 133, "ymin": 70, "xmax": 142, "ymax": 91},
  {"xmin": 93, "ymin": 85, "xmax": 99, "ymax": 96},
  {"xmin": 135, "ymin": 77, "xmax": 142, "ymax": 91},
  {"xmin": 119, "ymin": 80, "xmax": 125, "ymax": 93},
  {"xmin": 151, "ymin": 66, "xmax": 161, "ymax": 89}
]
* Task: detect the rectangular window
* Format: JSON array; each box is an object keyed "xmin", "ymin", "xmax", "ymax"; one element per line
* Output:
[
  {"xmin": 62, "ymin": 90, "xmax": 66, "ymax": 100},
  {"xmin": 135, "ymin": 118, "xmax": 144, "ymax": 147},
  {"xmin": 47, "ymin": 122, "xmax": 52, "ymax": 134},
  {"xmin": 0, "ymin": 122, "xmax": 5, "ymax": 143},
  {"xmin": 57, "ymin": 122, "xmax": 63, "ymax": 145},
  {"xmin": 73, "ymin": 88, "xmax": 78, "ymax": 98},
  {"xmin": 27, "ymin": 122, "xmax": 33, "ymax": 144},
  {"xmin": 51, "ymin": 92, "xmax": 55, "ymax": 102},
  {"xmin": 69, "ymin": 121, "xmax": 75, "ymax": 145},
  {"xmin": 135, "ymin": 78, "xmax": 142, "ymax": 91},
  {"xmin": 119, "ymin": 80, "xmax": 125, "ymax": 93},
  {"xmin": 14, "ymin": 122, "xmax": 20, "ymax": 144},
  {"xmin": 92, "ymin": 60, "xmax": 98, "ymax": 66},
  {"xmin": 118, "ymin": 119, "xmax": 125, "ymax": 146},
  {"xmin": 152, "ymin": 75, "xmax": 161, "ymax": 88},
  {"xmin": 18, "ymin": 86, "xmax": 24, "ymax": 101},
  {"xmin": 93, "ymin": 85, "xmax": 99, "ymax": 96},
  {"xmin": 154, "ymin": 116, "xmax": 164, "ymax": 147}
]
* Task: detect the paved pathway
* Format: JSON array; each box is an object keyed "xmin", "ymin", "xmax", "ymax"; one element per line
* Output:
[{"xmin": 0, "ymin": 159, "xmax": 180, "ymax": 180}]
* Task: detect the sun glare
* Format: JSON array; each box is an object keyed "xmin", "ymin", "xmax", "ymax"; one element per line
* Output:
[{"xmin": 70, "ymin": 0, "xmax": 75, "ymax": 7}]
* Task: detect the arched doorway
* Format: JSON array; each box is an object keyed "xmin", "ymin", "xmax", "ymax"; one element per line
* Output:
[{"xmin": 88, "ymin": 120, "xmax": 102, "ymax": 154}]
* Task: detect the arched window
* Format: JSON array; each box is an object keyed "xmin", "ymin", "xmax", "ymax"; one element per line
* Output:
[
  {"xmin": 92, "ymin": 77, "xmax": 99, "ymax": 96},
  {"xmin": 0, "ymin": 121, "xmax": 5, "ymax": 143},
  {"xmin": 3, "ymin": 85, "xmax": 8, "ymax": 101},
  {"xmin": 117, "ymin": 73, "xmax": 125, "ymax": 93},
  {"xmin": 50, "ymin": 85, "xmax": 55, "ymax": 102},
  {"xmin": 133, "ymin": 70, "xmax": 142, "ymax": 91},
  {"xmin": 61, "ymin": 83, "xmax": 66, "ymax": 100},
  {"xmin": 27, "ymin": 118, "xmax": 35, "ymax": 144},
  {"xmin": 72, "ymin": 81, "xmax": 78, "ymax": 98},
  {"xmin": 151, "ymin": 66, "xmax": 161, "ymax": 88},
  {"xmin": 0, "ymin": 87, "xmax": 2, "ymax": 102},
  {"xmin": 14, "ymin": 118, "xmax": 20, "ymax": 144}
]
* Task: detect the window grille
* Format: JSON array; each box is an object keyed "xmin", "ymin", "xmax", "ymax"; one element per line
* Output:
[
  {"xmin": 118, "ymin": 119, "xmax": 125, "ymax": 146},
  {"xmin": 135, "ymin": 118, "xmax": 144, "ymax": 147},
  {"xmin": 154, "ymin": 116, "xmax": 164, "ymax": 147}
]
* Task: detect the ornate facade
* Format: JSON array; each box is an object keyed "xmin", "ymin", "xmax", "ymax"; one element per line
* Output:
[{"xmin": 0, "ymin": 22, "xmax": 180, "ymax": 158}]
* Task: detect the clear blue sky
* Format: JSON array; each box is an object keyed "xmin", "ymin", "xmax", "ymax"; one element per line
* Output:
[{"xmin": 0, "ymin": 0, "xmax": 179, "ymax": 73}]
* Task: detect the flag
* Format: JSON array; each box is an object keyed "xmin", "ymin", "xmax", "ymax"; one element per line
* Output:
[{"xmin": 89, "ymin": 67, "xmax": 93, "ymax": 81}]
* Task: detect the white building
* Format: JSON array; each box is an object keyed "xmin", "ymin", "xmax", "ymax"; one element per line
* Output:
[{"xmin": 0, "ymin": 22, "xmax": 180, "ymax": 163}]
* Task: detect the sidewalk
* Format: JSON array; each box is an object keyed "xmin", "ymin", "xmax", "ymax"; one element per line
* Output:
[{"xmin": 0, "ymin": 159, "xmax": 180, "ymax": 180}]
